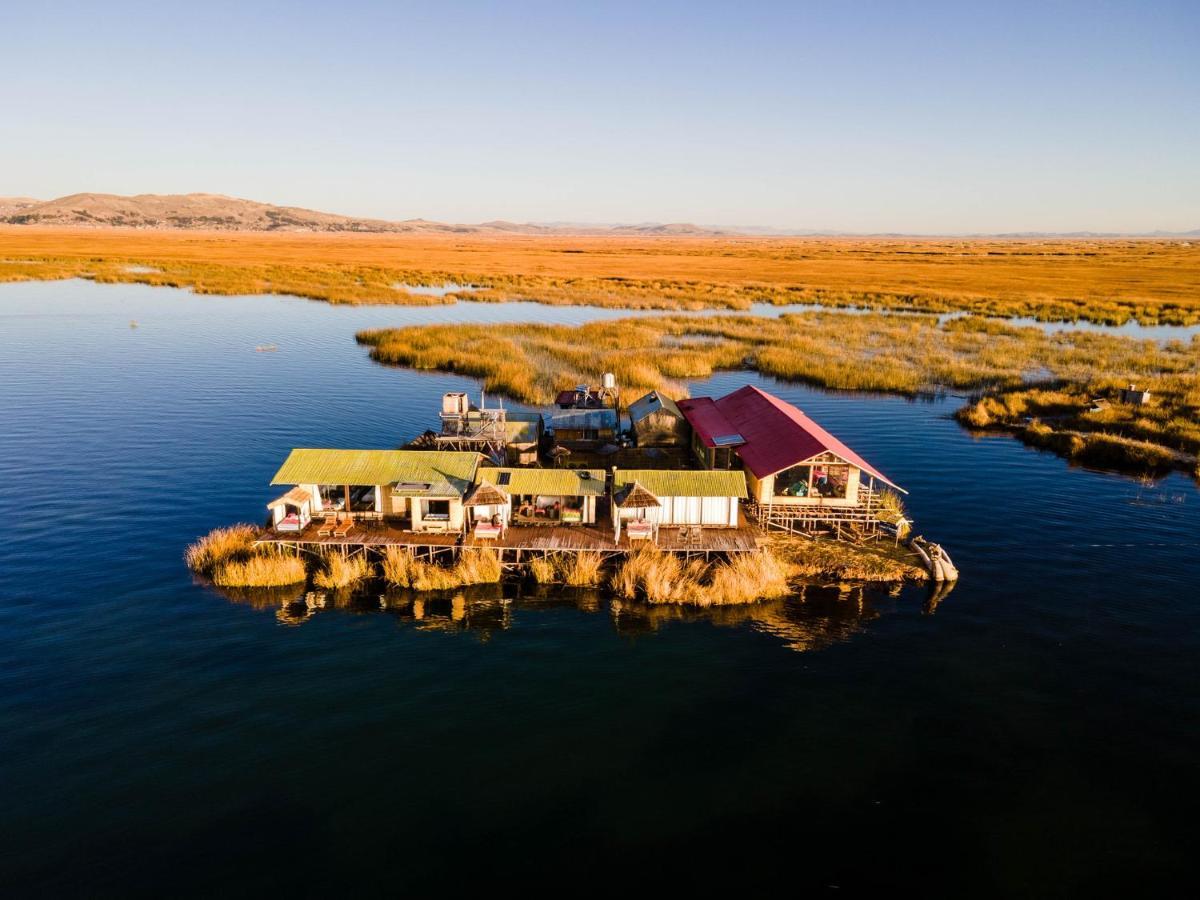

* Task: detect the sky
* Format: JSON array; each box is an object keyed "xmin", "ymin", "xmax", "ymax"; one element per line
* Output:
[{"xmin": 2, "ymin": 0, "xmax": 1198, "ymax": 233}]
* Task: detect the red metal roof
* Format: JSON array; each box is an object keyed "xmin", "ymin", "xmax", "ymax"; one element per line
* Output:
[
  {"xmin": 677, "ymin": 397, "xmax": 745, "ymax": 448},
  {"xmin": 712, "ymin": 385, "xmax": 903, "ymax": 490}
]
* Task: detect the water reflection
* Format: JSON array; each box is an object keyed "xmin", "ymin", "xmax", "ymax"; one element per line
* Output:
[{"xmin": 210, "ymin": 580, "xmax": 946, "ymax": 652}]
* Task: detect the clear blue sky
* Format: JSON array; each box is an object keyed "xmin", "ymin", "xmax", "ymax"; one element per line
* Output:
[{"xmin": 2, "ymin": 0, "xmax": 1197, "ymax": 232}]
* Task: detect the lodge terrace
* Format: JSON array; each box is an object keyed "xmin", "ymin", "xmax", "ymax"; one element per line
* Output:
[{"xmin": 259, "ymin": 383, "xmax": 905, "ymax": 567}]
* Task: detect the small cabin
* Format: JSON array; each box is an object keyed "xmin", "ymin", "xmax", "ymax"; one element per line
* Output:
[
  {"xmin": 470, "ymin": 467, "xmax": 607, "ymax": 527},
  {"xmin": 503, "ymin": 413, "xmax": 544, "ymax": 465},
  {"xmin": 270, "ymin": 448, "xmax": 482, "ymax": 534},
  {"xmin": 548, "ymin": 408, "xmax": 619, "ymax": 448},
  {"xmin": 611, "ymin": 468, "xmax": 746, "ymax": 541},
  {"xmin": 628, "ymin": 390, "xmax": 689, "ymax": 447}
]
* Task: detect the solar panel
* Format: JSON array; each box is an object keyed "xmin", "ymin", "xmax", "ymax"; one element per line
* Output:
[
  {"xmin": 497, "ymin": 472, "xmax": 512, "ymax": 486},
  {"xmin": 712, "ymin": 433, "xmax": 745, "ymax": 447}
]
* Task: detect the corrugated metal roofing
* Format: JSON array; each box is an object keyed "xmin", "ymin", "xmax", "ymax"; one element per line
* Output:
[
  {"xmin": 548, "ymin": 409, "xmax": 618, "ymax": 430},
  {"xmin": 272, "ymin": 449, "xmax": 481, "ymax": 497},
  {"xmin": 628, "ymin": 390, "xmax": 683, "ymax": 423},
  {"xmin": 713, "ymin": 386, "xmax": 902, "ymax": 490},
  {"xmin": 503, "ymin": 414, "xmax": 542, "ymax": 445},
  {"xmin": 613, "ymin": 468, "xmax": 747, "ymax": 498},
  {"xmin": 677, "ymin": 397, "xmax": 744, "ymax": 448},
  {"xmin": 477, "ymin": 467, "xmax": 607, "ymax": 496}
]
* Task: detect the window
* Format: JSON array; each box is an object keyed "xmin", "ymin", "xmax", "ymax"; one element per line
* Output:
[
  {"xmin": 774, "ymin": 463, "xmax": 852, "ymax": 499},
  {"xmin": 774, "ymin": 465, "xmax": 812, "ymax": 498},
  {"xmin": 813, "ymin": 465, "xmax": 850, "ymax": 499},
  {"xmin": 423, "ymin": 499, "xmax": 451, "ymax": 520}
]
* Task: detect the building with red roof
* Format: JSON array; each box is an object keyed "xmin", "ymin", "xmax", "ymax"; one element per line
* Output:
[{"xmin": 680, "ymin": 385, "xmax": 902, "ymax": 516}]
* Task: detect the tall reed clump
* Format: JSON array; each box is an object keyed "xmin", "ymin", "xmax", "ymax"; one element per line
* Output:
[
  {"xmin": 313, "ymin": 554, "xmax": 371, "ymax": 590},
  {"xmin": 185, "ymin": 524, "xmax": 260, "ymax": 577},
  {"xmin": 186, "ymin": 524, "xmax": 308, "ymax": 587},
  {"xmin": 611, "ymin": 546, "xmax": 789, "ymax": 605},
  {"xmin": 213, "ymin": 552, "xmax": 307, "ymax": 588},
  {"xmin": 702, "ymin": 550, "xmax": 792, "ymax": 606},
  {"xmin": 382, "ymin": 547, "xmax": 501, "ymax": 591},
  {"xmin": 527, "ymin": 552, "xmax": 605, "ymax": 586}
]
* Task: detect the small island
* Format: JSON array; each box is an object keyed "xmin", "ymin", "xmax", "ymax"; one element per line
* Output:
[{"xmin": 189, "ymin": 380, "xmax": 946, "ymax": 604}]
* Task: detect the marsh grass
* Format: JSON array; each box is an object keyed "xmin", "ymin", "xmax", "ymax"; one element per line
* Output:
[
  {"xmin": 313, "ymin": 554, "xmax": 371, "ymax": 590},
  {"xmin": 773, "ymin": 536, "xmax": 927, "ymax": 583},
  {"xmin": 527, "ymin": 552, "xmax": 605, "ymax": 586},
  {"xmin": 381, "ymin": 547, "xmax": 502, "ymax": 590},
  {"xmin": 3, "ymin": 229, "xmax": 1199, "ymax": 325},
  {"xmin": 361, "ymin": 312, "xmax": 1200, "ymax": 475},
  {"xmin": 213, "ymin": 552, "xmax": 307, "ymax": 588},
  {"xmin": 185, "ymin": 523, "xmax": 259, "ymax": 576},
  {"xmin": 187, "ymin": 524, "xmax": 308, "ymax": 587},
  {"xmin": 611, "ymin": 545, "xmax": 792, "ymax": 605}
]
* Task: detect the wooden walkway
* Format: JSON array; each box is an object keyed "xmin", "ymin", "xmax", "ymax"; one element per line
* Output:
[{"xmin": 258, "ymin": 518, "xmax": 762, "ymax": 558}]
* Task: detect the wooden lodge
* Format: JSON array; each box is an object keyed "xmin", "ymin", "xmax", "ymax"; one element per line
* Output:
[
  {"xmin": 679, "ymin": 385, "xmax": 905, "ymax": 534},
  {"xmin": 269, "ymin": 448, "xmax": 482, "ymax": 536},
  {"xmin": 259, "ymin": 380, "xmax": 907, "ymax": 563}
]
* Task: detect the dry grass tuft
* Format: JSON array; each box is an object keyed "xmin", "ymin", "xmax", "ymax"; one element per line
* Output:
[
  {"xmin": 527, "ymin": 552, "xmax": 605, "ymax": 586},
  {"xmin": 185, "ymin": 523, "xmax": 260, "ymax": 576},
  {"xmin": 313, "ymin": 554, "xmax": 371, "ymax": 590},
  {"xmin": 382, "ymin": 547, "xmax": 501, "ymax": 591},
  {"xmin": 213, "ymin": 552, "xmax": 307, "ymax": 588},
  {"xmin": 611, "ymin": 545, "xmax": 792, "ymax": 606}
]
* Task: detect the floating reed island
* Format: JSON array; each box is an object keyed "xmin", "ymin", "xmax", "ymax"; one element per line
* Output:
[
  {"xmin": 357, "ymin": 312, "xmax": 1200, "ymax": 478},
  {"xmin": 188, "ymin": 379, "xmax": 949, "ymax": 604}
]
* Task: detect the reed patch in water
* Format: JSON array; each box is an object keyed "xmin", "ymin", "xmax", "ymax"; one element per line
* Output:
[{"xmin": 313, "ymin": 554, "xmax": 371, "ymax": 590}]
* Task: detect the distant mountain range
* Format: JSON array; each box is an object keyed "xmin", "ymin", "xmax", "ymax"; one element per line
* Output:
[
  {"xmin": 0, "ymin": 193, "xmax": 733, "ymax": 235},
  {"xmin": 0, "ymin": 192, "xmax": 1195, "ymax": 237}
]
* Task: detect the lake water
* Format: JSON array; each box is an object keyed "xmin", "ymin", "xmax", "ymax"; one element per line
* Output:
[{"xmin": 1, "ymin": 280, "xmax": 1197, "ymax": 895}]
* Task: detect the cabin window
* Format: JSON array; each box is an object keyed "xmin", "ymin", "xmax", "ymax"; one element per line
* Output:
[
  {"xmin": 774, "ymin": 463, "xmax": 852, "ymax": 499},
  {"xmin": 775, "ymin": 465, "xmax": 812, "ymax": 498},
  {"xmin": 423, "ymin": 499, "xmax": 451, "ymax": 520},
  {"xmin": 812, "ymin": 464, "xmax": 850, "ymax": 499}
]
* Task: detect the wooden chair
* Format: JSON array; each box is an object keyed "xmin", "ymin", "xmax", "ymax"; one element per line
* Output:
[
  {"xmin": 689, "ymin": 525, "xmax": 702, "ymax": 545},
  {"xmin": 332, "ymin": 515, "xmax": 354, "ymax": 537},
  {"xmin": 316, "ymin": 514, "xmax": 337, "ymax": 537}
]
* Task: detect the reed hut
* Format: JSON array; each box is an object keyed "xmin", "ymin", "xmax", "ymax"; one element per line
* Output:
[
  {"xmin": 463, "ymin": 480, "xmax": 511, "ymax": 539},
  {"xmin": 612, "ymin": 480, "xmax": 661, "ymax": 542}
]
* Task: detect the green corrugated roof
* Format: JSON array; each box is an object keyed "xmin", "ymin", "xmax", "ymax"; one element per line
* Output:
[
  {"xmin": 478, "ymin": 467, "xmax": 607, "ymax": 496},
  {"xmin": 613, "ymin": 468, "xmax": 747, "ymax": 498},
  {"xmin": 272, "ymin": 449, "xmax": 480, "ymax": 497}
]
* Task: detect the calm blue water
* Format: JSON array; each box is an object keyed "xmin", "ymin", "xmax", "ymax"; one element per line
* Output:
[{"xmin": 1, "ymin": 280, "xmax": 1197, "ymax": 896}]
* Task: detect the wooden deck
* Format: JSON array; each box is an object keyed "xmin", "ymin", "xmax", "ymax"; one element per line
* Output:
[
  {"xmin": 258, "ymin": 517, "xmax": 762, "ymax": 557},
  {"xmin": 466, "ymin": 522, "xmax": 762, "ymax": 555}
]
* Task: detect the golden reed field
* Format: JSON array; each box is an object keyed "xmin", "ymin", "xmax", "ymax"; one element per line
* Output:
[{"xmin": 1, "ymin": 226, "xmax": 1198, "ymax": 324}]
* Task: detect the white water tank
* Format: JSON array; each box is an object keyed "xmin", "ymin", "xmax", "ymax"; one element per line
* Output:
[
  {"xmin": 442, "ymin": 392, "xmax": 469, "ymax": 416},
  {"xmin": 602, "ymin": 372, "xmax": 616, "ymax": 390}
]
